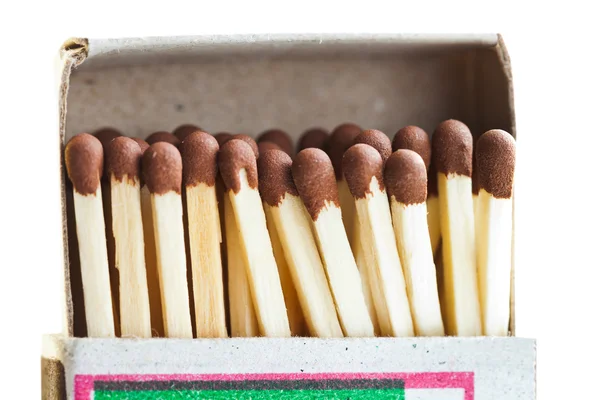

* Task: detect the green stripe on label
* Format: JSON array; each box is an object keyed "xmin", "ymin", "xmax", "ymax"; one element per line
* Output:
[{"xmin": 94, "ymin": 389, "xmax": 406, "ymax": 399}]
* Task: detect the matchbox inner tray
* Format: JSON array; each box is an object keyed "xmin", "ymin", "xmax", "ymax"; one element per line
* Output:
[{"xmin": 43, "ymin": 34, "xmax": 535, "ymax": 400}]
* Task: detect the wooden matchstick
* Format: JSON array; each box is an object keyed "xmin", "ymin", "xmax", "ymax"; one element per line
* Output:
[
  {"xmin": 105, "ymin": 137, "xmax": 152, "ymax": 338},
  {"xmin": 352, "ymin": 129, "xmax": 394, "ymax": 334},
  {"xmin": 343, "ymin": 144, "xmax": 414, "ymax": 337},
  {"xmin": 258, "ymin": 141, "xmax": 306, "ymax": 335},
  {"xmin": 257, "ymin": 129, "xmax": 294, "ymax": 156},
  {"xmin": 231, "ymin": 134, "xmax": 260, "ymax": 158},
  {"xmin": 225, "ymin": 193, "xmax": 259, "ymax": 337},
  {"xmin": 297, "ymin": 128, "xmax": 329, "ymax": 152},
  {"xmin": 180, "ymin": 131, "xmax": 228, "ymax": 338},
  {"xmin": 65, "ymin": 133, "xmax": 115, "ymax": 337},
  {"xmin": 326, "ymin": 123, "xmax": 362, "ymax": 240},
  {"xmin": 432, "ymin": 119, "xmax": 481, "ymax": 336},
  {"xmin": 263, "ymin": 204, "xmax": 308, "ymax": 336},
  {"xmin": 392, "ymin": 125, "xmax": 440, "ymax": 253},
  {"xmin": 94, "ymin": 128, "xmax": 123, "ymax": 336},
  {"xmin": 134, "ymin": 138, "xmax": 164, "ymax": 337},
  {"xmin": 146, "ymin": 131, "xmax": 181, "ymax": 147},
  {"xmin": 259, "ymin": 149, "xmax": 343, "ymax": 338},
  {"xmin": 142, "ymin": 142, "xmax": 193, "ymax": 338},
  {"xmin": 292, "ymin": 148, "xmax": 374, "ymax": 337},
  {"xmin": 385, "ymin": 149, "xmax": 445, "ymax": 336},
  {"xmin": 218, "ymin": 139, "xmax": 291, "ymax": 337},
  {"xmin": 475, "ymin": 129, "xmax": 516, "ymax": 336},
  {"xmin": 173, "ymin": 124, "xmax": 201, "ymax": 141}
]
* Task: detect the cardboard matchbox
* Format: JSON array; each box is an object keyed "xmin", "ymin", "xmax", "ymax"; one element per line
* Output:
[{"xmin": 42, "ymin": 34, "xmax": 535, "ymax": 400}]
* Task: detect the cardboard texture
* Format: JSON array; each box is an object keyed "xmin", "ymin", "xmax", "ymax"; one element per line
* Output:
[{"xmin": 45, "ymin": 34, "xmax": 534, "ymax": 400}]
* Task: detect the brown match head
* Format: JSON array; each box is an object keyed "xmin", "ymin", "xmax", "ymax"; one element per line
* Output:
[
  {"xmin": 292, "ymin": 148, "xmax": 340, "ymax": 220},
  {"xmin": 106, "ymin": 137, "xmax": 143, "ymax": 184},
  {"xmin": 231, "ymin": 134, "xmax": 259, "ymax": 159},
  {"xmin": 180, "ymin": 131, "xmax": 219, "ymax": 187},
  {"xmin": 385, "ymin": 149, "xmax": 428, "ymax": 205},
  {"xmin": 65, "ymin": 133, "xmax": 104, "ymax": 195},
  {"xmin": 218, "ymin": 139, "xmax": 258, "ymax": 193},
  {"xmin": 257, "ymin": 129, "xmax": 294, "ymax": 156},
  {"xmin": 297, "ymin": 127, "xmax": 329, "ymax": 152},
  {"xmin": 131, "ymin": 137, "xmax": 150, "ymax": 153},
  {"xmin": 327, "ymin": 122, "xmax": 363, "ymax": 180},
  {"xmin": 258, "ymin": 149, "xmax": 298, "ymax": 207},
  {"xmin": 392, "ymin": 125, "xmax": 431, "ymax": 169},
  {"xmin": 146, "ymin": 131, "xmax": 182, "ymax": 147},
  {"xmin": 93, "ymin": 127, "xmax": 122, "ymax": 149},
  {"xmin": 431, "ymin": 119, "xmax": 473, "ymax": 177},
  {"xmin": 343, "ymin": 144, "xmax": 384, "ymax": 199},
  {"xmin": 258, "ymin": 141, "xmax": 282, "ymax": 155},
  {"xmin": 213, "ymin": 132, "xmax": 233, "ymax": 147},
  {"xmin": 142, "ymin": 142, "xmax": 182, "ymax": 195},
  {"xmin": 354, "ymin": 129, "xmax": 392, "ymax": 164},
  {"xmin": 173, "ymin": 124, "xmax": 202, "ymax": 141},
  {"xmin": 476, "ymin": 129, "xmax": 516, "ymax": 199}
]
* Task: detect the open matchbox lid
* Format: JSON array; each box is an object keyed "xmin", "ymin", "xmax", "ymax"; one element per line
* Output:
[{"xmin": 43, "ymin": 34, "xmax": 535, "ymax": 400}]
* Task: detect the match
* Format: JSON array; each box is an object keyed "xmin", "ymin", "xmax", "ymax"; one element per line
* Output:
[
  {"xmin": 224, "ymin": 192, "xmax": 259, "ymax": 337},
  {"xmin": 259, "ymin": 141, "xmax": 306, "ymax": 335},
  {"xmin": 65, "ymin": 133, "xmax": 115, "ymax": 337},
  {"xmin": 326, "ymin": 123, "xmax": 362, "ymax": 241},
  {"xmin": 392, "ymin": 125, "xmax": 440, "ymax": 253},
  {"xmin": 257, "ymin": 129, "xmax": 294, "ymax": 156},
  {"xmin": 343, "ymin": 144, "xmax": 414, "ymax": 337},
  {"xmin": 384, "ymin": 149, "xmax": 444, "ymax": 336},
  {"xmin": 475, "ymin": 129, "xmax": 516, "ymax": 336},
  {"xmin": 432, "ymin": 119, "xmax": 481, "ymax": 336},
  {"xmin": 218, "ymin": 139, "xmax": 291, "ymax": 337},
  {"xmin": 259, "ymin": 149, "xmax": 343, "ymax": 338},
  {"xmin": 180, "ymin": 131, "xmax": 227, "ymax": 338},
  {"xmin": 292, "ymin": 148, "xmax": 374, "ymax": 337},
  {"xmin": 146, "ymin": 131, "xmax": 182, "ymax": 147},
  {"xmin": 106, "ymin": 137, "xmax": 152, "ymax": 338},
  {"xmin": 173, "ymin": 124, "xmax": 201, "ymax": 141},
  {"xmin": 142, "ymin": 142, "xmax": 193, "ymax": 338},
  {"xmin": 94, "ymin": 128, "xmax": 122, "ymax": 335},
  {"xmin": 297, "ymin": 127, "xmax": 329, "ymax": 152},
  {"xmin": 352, "ymin": 129, "xmax": 394, "ymax": 333}
]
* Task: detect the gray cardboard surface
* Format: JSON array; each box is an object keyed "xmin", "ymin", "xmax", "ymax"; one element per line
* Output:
[{"xmin": 44, "ymin": 335, "xmax": 535, "ymax": 400}]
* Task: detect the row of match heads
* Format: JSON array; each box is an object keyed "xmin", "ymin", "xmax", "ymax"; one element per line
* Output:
[{"xmin": 66, "ymin": 120, "xmax": 515, "ymax": 209}]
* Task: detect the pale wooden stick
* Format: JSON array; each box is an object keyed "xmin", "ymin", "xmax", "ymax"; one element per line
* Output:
[
  {"xmin": 181, "ymin": 132, "xmax": 227, "ymax": 338},
  {"xmin": 385, "ymin": 149, "xmax": 444, "ymax": 336},
  {"xmin": 432, "ymin": 120, "xmax": 481, "ymax": 336},
  {"xmin": 225, "ymin": 194, "xmax": 259, "ymax": 337},
  {"xmin": 133, "ymin": 138, "xmax": 164, "ymax": 337},
  {"xmin": 219, "ymin": 139, "xmax": 290, "ymax": 337},
  {"xmin": 106, "ymin": 137, "xmax": 152, "ymax": 338},
  {"xmin": 140, "ymin": 185, "xmax": 164, "ymax": 336},
  {"xmin": 351, "ymin": 223, "xmax": 380, "ymax": 335},
  {"xmin": 258, "ymin": 150, "xmax": 342, "ymax": 338},
  {"xmin": 264, "ymin": 205, "xmax": 307, "ymax": 336},
  {"xmin": 292, "ymin": 148, "xmax": 374, "ymax": 337},
  {"xmin": 142, "ymin": 142, "xmax": 193, "ymax": 338},
  {"xmin": 475, "ymin": 129, "xmax": 516, "ymax": 336},
  {"xmin": 343, "ymin": 144, "xmax": 414, "ymax": 337},
  {"xmin": 65, "ymin": 133, "xmax": 115, "ymax": 337}
]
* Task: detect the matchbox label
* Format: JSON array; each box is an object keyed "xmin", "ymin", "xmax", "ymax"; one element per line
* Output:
[{"xmin": 75, "ymin": 372, "xmax": 473, "ymax": 400}]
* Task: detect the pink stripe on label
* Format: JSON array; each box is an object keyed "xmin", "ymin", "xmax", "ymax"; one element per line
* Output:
[{"xmin": 75, "ymin": 371, "xmax": 474, "ymax": 400}]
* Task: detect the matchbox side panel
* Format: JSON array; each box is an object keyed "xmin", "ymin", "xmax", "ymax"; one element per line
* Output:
[{"xmin": 75, "ymin": 372, "xmax": 474, "ymax": 400}]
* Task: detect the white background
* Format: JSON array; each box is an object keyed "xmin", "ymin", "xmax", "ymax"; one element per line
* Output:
[{"xmin": 2, "ymin": 1, "xmax": 599, "ymax": 398}]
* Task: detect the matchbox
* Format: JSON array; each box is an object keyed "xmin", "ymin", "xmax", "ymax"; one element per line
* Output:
[{"xmin": 43, "ymin": 34, "xmax": 535, "ymax": 399}]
